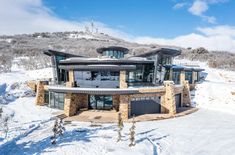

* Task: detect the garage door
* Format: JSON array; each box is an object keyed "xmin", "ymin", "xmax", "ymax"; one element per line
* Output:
[
  {"xmin": 131, "ymin": 97, "xmax": 161, "ymax": 116},
  {"xmin": 175, "ymin": 94, "xmax": 181, "ymax": 108}
]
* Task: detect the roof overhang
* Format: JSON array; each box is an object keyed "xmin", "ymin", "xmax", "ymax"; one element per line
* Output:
[
  {"xmin": 59, "ymin": 58, "xmax": 154, "ymax": 65},
  {"xmin": 48, "ymin": 86, "xmax": 139, "ymax": 95},
  {"xmin": 135, "ymin": 47, "xmax": 181, "ymax": 57},
  {"xmin": 58, "ymin": 65, "xmax": 136, "ymax": 71},
  {"xmin": 43, "ymin": 49, "xmax": 84, "ymax": 58}
]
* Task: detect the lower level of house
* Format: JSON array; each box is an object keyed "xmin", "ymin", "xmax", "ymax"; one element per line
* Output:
[{"xmin": 34, "ymin": 80, "xmax": 191, "ymax": 120}]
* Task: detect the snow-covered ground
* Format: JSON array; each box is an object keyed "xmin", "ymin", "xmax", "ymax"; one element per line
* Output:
[{"xmin": 0, "ymin": 61, "xmax": 235, "ymax": 155}]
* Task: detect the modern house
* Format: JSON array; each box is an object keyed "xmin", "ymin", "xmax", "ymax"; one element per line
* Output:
[{"xmin": 35, "ymin": 46, "xmax": 204, "ymax": 120}]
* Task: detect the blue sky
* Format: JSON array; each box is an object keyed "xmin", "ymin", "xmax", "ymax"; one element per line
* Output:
[
  {"xmin": 0, "ymin": 0, "xmax": 235, "ymax": 51},
  {"xmin": 43, "ymin": 0, "xmax": 235, "ymax": 38}
]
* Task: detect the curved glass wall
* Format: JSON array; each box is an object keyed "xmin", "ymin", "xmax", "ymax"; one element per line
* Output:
[{"xmin": 102, "ymin": 50, "xmax": 125, "ymax": 59}]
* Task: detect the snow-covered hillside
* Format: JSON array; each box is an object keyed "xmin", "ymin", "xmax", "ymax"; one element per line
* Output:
[{"xmin": 0, "ymin": 62, "xmax": 235, "ymax": 155}]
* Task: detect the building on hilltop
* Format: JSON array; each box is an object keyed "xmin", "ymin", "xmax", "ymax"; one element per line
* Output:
[{"xmin": 35, "ymin": 46, "xmax": 204, "ymax": 120}]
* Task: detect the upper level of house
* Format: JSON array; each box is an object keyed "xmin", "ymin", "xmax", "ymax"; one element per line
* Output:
[{"xmin": 44, "ymin": 46, "xmax": 204, "ymax": 89}]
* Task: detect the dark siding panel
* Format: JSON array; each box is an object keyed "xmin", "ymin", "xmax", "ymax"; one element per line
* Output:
[{"xmin": 175, "ymin": 94, "xmax": 181, "ymax": 108}]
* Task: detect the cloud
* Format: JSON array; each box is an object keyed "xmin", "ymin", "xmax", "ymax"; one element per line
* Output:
[
  {"xmin": 0, "ymin": 0, "xmax": 131, "ymax": 40},
  {"xmin": 133, "ymin": 25, "xmax": 235, "ymax": 52},
  {"xmin": 188, "ymin": 0, "xmax": 208, "ymax": 16},
  {"xmin": 0, "ymin": 0, "xmax": 235, "ymax": 52},
  {"xmin": 173, "ymin": 2, "xmax": 187, "ymax": 9},
  {"xmin": 187, "ymin": 0, "xmax": 228, "ymax": 23},
  {"xmin": 188, "ymin": 0, "xmax": 217, "ymax": 23}
]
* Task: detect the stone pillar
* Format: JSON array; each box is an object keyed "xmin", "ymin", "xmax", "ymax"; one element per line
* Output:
[
  {"xmin": 161, "ymin": 81, "xmax": 176, "ymax": 115},
  {"xmin": 113, "ymin": 95, "xmax": 120, "ymax": 111},
  {"xmin": 35, "ymin": 81, "xmax": 45, "ymax": 106},
  {"xmin": 68, "ymin": 70, "xmax": 75, "ymax": 87},
  {"xmin": 119, "ymin": 95, "xmax": 130, "ymax": 120},
  {"xmin": 64, "ymin": 93, "xmax": 77, "ymax": 116},
  {"xmin": 119, "ymin": 71, "xmax": 128, "ymax": 89},
  {"xmin": 180, "ymin": 70, "xmax": 185, "ymax": 85},
  {"xmin": 182, "ymin": 81, "xmax": 191, "ymax": 107}
]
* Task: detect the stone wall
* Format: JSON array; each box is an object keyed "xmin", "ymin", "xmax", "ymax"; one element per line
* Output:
[
  {"xmin": 35, "ymin": 81, "xmax": 47, "ymax": 106},
  {"xmin": 182, "ymin": 81, "xmax": 191, "ymax": 106},
  {"xmin": 27, "ymin": 80, "xmax": 37, "ymax": 92},
  {"xmin": 64, "ymin": 93, "xmax": 88, "ymax": 116},
  {"xmin": 161, "ymin": 81, "xmax": 176, "ymax": 115},
  {"xmin": 119, "ymin": 95, "xmax": 130, "ymax": 120},
  {"xmin": 113, "ymin": 95, "xmax": 120, "ymax": 111},
  {"xmin": 119, "ymin": 71, "xmax": 128, "ymax": 88}
]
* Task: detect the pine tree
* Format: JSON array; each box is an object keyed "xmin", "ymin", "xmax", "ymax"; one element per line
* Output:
[
  {"xmin": 117, "ymin": 112, "xmax": 124, "ymax": 142},
  {"xmin": 129, "ymin": 115, "xmax": 136, "ymax": 147},
  {"xmin": 57, "ymin": 118, "xmax": 65, "ymax": 136},
  {"xmin": 51, "ymin": 119, "xmax": 58, "ymax": 145},
  {"xmin": 51, "ymin": 118, "xmax": 66, "ymax": 145}
]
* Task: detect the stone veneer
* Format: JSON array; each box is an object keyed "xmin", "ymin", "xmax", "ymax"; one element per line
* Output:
[
  {"xmin": 64, "ymin": 93, "xmax": 88, "ymax": 116},
  {"xmin": 119, "ymin": 71, "xmax": 128, "ymax": 88},
  {"xmin": 112, "ymin": 95, "xmax": 120, "ymax": 111},
  {"xmin": 35, "ymin": 81, "xmax": 47, "ymax": 106},
  {"xmin": 161, "ymin": 81, "xmax": 176, "ymax": 115},
  {"xmin": 119, "ymin": 95, "xmax": 130, "ymax": 120},
  {"xmin": 182, "ymin": 81, "xmax": 191, "ymax": 106}
]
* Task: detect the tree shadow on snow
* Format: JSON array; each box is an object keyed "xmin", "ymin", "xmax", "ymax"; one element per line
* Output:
[{"xmin": 0, "ymin": 125, "xmax": 116, "ymax": 155}]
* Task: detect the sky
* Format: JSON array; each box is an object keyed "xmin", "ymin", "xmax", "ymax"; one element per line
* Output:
[{"xmin": 0, "ymin": 0, "xmax": 235, "ymax": 52}]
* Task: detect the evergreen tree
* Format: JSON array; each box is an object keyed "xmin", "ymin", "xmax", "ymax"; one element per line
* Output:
[
  {"xmin": 51, "ymin": 118, "xmax": 65, "ymax": 145},
  {"xmin": 129, "ymin": 115, "xmax": 136, "ymax": 147},
  {"xmin": 117, "ymin": 112, "xmax": 124, "ymax": 142}
]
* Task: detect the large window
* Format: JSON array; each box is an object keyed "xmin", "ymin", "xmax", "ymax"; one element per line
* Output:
[
  {"xmin": 127, "ymin": 64, "xmax": 154, "ymax": 86},
  {"xmin": 102, "ymin": 50, "xmax": 125, "ymax": 59},
  {"xmin": 89, "ymin": 95, "xmax": 113, "ymax": 110},
  {"xmin": 172, "ymin": 71, "xmax": 181, "ymax": 84},
  {"xmin": 74, "ymin": 71, "xmax": 119, "ymax": 88},
  {"xmin": 158, "ymin": 55, "xmax": 172, "ymax": 65},
  {"xmin": 185, "ymin": 71, "xmax": 193, "ymax": 84},
  {"xmin": 49, "ymin": 92, "xmax": 65, "ymax": 110}
]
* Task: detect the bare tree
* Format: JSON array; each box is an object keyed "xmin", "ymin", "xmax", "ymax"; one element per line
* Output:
[
  {"xmin": 117, "ymin": 112, "xmax": 124, "ymax": 142},
  {"xmin": 129, "ymin": 115, "xmax": 136, "ymax": 147}
]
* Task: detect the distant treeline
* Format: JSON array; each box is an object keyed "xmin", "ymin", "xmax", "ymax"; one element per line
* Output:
[{"xmin": 178, "ymin": 47, "xmax": 235, "ymax": 71}]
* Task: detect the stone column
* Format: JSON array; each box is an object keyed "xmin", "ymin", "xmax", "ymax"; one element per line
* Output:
[
  {"xmin": 64, "ymin": 93, "xmax": 77, "ymax": 116},
  {"xmin": 182, "ymin": 81, "xmax": 191, "ymax": 107},
  {"xmin": 119, "ymin": 71, "xmax": 128, "ymax": 88},
  {"xmin": 35, "ymin": 81, "xmax": 45, "ymax": 106},
  {"xmin": 161, "ymin": 81, "xmax": 176, "ymax": 115},
  {"xmin": 180, "ymin": 70, "xmax": 185, "ymax": 85},
  {"xmin": 67, "ymin": 70, "xmax": 74, "ymax": 87},
  {"xmin": 113, "ymin": 95, "xmax": 120, "ymax": 111},
  {"xmin": 119, "ymin": 95, "xmax": 130, "ymax": 120}
]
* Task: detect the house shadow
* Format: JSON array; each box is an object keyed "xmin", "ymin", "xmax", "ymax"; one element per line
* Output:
[{"xmin": 0, "ymin": 125, "xmax": 116, "ymax": 155}]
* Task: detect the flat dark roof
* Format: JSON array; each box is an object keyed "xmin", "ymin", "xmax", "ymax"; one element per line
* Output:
[
  {"xmin": 135, "ymin": 47, "xmax": 181, "ymax": 57},
  {"xmin": 43, "ymin": 49, "xmax": 84, "ymax": 57},
  {"xmin": 97, "ymin": 46, "xmax": 129, "ymax": 54}
]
